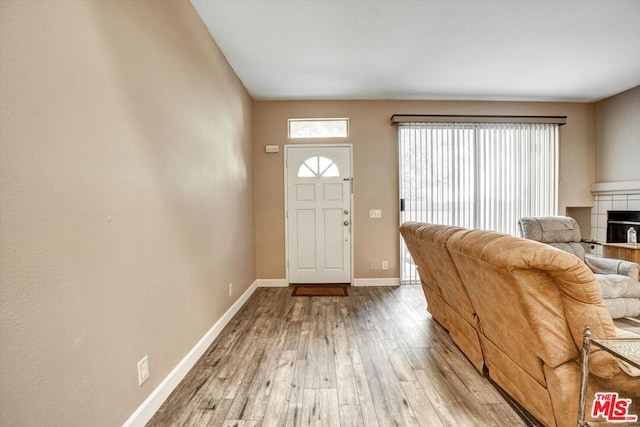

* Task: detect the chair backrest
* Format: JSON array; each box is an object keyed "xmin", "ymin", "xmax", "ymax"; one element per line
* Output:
[
  {"xmin": 446, "ymin": 227, "xmax": 619, "ymax": 427},
  {"xmin": 400, "ymin": 222, "xmax": 476, "ymax": 324},
  {"xmin": 400, "ymin": 222, "xmax": 450, "ymax": 326},
  {"xmin": 400, "ymin": 222, "xmax": 485, "ymax": 371},
  {"xmin": 518, "ymin": 216, "xmax": 585, "ymax": 260}
]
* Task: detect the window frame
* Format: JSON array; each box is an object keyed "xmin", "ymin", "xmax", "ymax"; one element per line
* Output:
[
  {"xmin": 288, "ymin": 118, "xmax": 349, "ymax": 139},
  {"xmin": 296, "ymin": 155, "xmax": 341, "ymax": 178},
  {"xmin": 397, "ymin": 121, "xmax": 559, "ymax": 284}
]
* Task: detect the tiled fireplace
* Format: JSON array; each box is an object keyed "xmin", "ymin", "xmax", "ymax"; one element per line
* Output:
[{"xmin": 590, "ymin": 186, "xmax": 640, "ymax": 257}]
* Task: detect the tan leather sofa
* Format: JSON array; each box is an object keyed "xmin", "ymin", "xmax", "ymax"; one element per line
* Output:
[{"xmin": 400, "ymin": 222, "xmax": 640, "ymax": 427}]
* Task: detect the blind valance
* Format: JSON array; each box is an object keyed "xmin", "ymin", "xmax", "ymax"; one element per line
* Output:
[{"xmin": 390, "ymin": 114, "xmax": 567, "ymax": 125}]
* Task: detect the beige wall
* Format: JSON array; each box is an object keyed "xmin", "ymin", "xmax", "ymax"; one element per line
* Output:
[
  {"xmin": 595, "ymin": 85, "xmax": 640, "ymax": 183},
  {"xmin": 254, "ymin": 100, "xmax": 595, "ymax": 280},
  {"xmin": 0, "ymin": 1, "xmax": 254, "ymax": 425}
]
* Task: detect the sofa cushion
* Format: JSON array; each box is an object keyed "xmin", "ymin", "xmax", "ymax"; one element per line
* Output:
[
  {"xmin": 596, "ymin": 273, "xmax": 640, "ymax": 298},
  {"xmin": 447, "ymin": 228, "xmax": 619, "ymax": 378},
  {"xmin": 415, "ymin": 224, "xmax": 476, "ymax": 325},
  {"xmin": 602, "ymin": 297, "xmax": 640, "ymax": 319}
]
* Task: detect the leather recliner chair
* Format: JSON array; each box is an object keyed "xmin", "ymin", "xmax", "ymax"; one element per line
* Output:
[{"xmin": 519, "ymin": 216, "xmax": 640, "ymax": 319}]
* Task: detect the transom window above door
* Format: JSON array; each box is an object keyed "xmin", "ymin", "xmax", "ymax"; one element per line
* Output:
[
  {"xmin": 297, "ymin": 156, "xmax": 340, "ymax": 178},
  {"xmin": 288, "ymin": 118, "xmax": 349, "ymax": 138}
]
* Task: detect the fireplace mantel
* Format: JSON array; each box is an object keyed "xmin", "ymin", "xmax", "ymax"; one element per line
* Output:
[{"xmin": 591, "ymin": 180, "xmax": 640, "ymax": 196}]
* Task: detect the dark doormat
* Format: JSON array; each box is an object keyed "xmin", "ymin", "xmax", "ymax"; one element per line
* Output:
[{"xmin": 291, "ymin": 284, "xmax": 349, "ymax": 297}]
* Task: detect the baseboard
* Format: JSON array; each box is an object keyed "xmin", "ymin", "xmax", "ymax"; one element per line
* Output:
[
  {"xmin": 122, "ymin": 280, "xmax": 258, "ymax": 427},
  {"xmin": 352, "ymin": 277, "xmax": 401, "ymax": 287},
  {"xmin": 256, "ymin": 278, "xmax": 288, "ymax": 287}
]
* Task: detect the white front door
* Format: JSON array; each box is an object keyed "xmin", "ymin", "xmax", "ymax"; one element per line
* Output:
[{"xmin": 286, "ymin": 145, "xmax": 352, "ymax": 284}]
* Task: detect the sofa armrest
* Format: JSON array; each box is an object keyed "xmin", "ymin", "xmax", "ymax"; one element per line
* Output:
[{"xmin": 585, "ymin": 255, "xmax": 640, "ymax": 280}]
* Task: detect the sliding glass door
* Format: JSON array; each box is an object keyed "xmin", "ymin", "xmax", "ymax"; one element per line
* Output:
[{"xmin": 399, "ymin": 122, "xmax": 558, "ymax": 284}]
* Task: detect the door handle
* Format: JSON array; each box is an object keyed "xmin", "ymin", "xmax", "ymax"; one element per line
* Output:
[
  {"xmin": 344, "ymin": 221, "xmax": 350, "ymax": 226},
  {"xmin": 344, "ymin": 210, "xmax": 349, "ymax": 215}
]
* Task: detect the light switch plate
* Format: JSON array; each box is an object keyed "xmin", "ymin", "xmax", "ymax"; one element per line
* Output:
[
  {"xmin": 369, "ymin": 209, "xmax": 382, "ymax": 219},
  {"xmin": 138, "ymin": 356, "xmax": 149, "ymax": 386}
]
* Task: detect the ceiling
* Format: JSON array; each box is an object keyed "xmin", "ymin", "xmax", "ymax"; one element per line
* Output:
[{"xmin": 191, "ymin": 0, "xmax": 640, "ymax": 102}]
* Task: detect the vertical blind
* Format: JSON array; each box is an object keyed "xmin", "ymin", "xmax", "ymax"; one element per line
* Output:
[{"xmin": 399, "ymin": 122, "xmax": 559, "ymax": 284}]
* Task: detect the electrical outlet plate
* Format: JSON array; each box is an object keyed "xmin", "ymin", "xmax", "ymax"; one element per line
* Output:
[
  {"xmin": 138, "ymin": 356, "xmax": 149, "ymax": 386},
  {"xmin": 369, "ymin": 209, "xmax": 382, "ymax": 219},
  {"xmin": 382, "ymin": 261, "xmax": 388, "ymax": 270},
  {"xmin": 228, "ymin": 283, "xmax": 233, "ymax": 297}
]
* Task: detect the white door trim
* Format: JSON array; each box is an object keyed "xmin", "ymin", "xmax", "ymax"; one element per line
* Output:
[{"xmin": 284, "ymin": 144, "xmax": 354, "ymax": 284}]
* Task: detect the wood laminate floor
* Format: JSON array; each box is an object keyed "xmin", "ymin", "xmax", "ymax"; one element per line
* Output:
[{"xmin": 148, "ymin": 286, "xmax": 527, "ymax": 427}]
